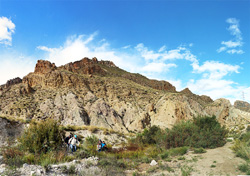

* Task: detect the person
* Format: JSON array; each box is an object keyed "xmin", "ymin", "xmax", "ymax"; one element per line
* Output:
[
  {"xmin": 97, "ymin": 139, "xmax": 102, "ymax": 152},
  {"xmin": 64, "ymin": 134, "xmax": 72, "ymax": 151},
  {"xmin": 102, "ymin": 141, "xmax": 108, "ymax": 151},
  {"xmin": 69, "ymin": 135, "xmax": 79, "ymax": 153}
]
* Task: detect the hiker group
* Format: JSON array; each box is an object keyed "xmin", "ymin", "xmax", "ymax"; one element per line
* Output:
[
  {"xmin": 97, "ymin": 139, "xmax": 108, "ymax": 152},
  {"xmin": 64, "ymin": 133, "xmax": 79, "ymax": 153}
]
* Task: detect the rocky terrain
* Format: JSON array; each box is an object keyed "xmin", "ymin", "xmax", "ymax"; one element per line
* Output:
[
  {"xmin": 0, "ymin": 141, "xmax": 245, "ymax": 176},
  {"xmin": 0, "ymin": 57, "xmax": 249, "ymax": 139}
]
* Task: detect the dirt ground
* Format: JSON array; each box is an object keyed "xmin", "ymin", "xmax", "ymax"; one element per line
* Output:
[
  {"xmin": 126, "ymin": 141, "xmax": 246, "ymax": 176},
  {"xmin": 189, "ymin": 142, "xmax": 245, "ymax": 176}
]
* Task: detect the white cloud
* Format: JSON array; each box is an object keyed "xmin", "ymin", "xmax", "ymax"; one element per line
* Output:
[
  {"xmin": 189, "ymin": 43, "xmax": 193, "ymax": 47},
  {"xmin": 36, "ymin": 33, "xmax": 249, "ymax": 104},
  {"xmin": 227, "ymin": 49, "xmax": 244, "ymax": 54},
  {"xmin": 0, "ymin": 17, "xmax": 15, "ymax": 46},
  {"xmin": 135, "ymin": 43, "xmax": 161, "ymax": 61},
  {"xmin": 187, "ymin": 78, "xmax": 250, "ymax": 104},
  {"xmin": 226, "ymin": 18, "xmax": 241, "ymax": 39},
  {"xmin": 37, "ymin": 34, "xmax": 141, "ymax": 73},
  {"xmin": 192, "ymin": 61, "xmax": 240, "ymax": 79},
  {"xmin": 0, "ymin": 54, "xmax": 35, "ymax": 85},
  {"xmin": 122, "ymin": 45, "xmax": 131, "ymax": 49},
  {"xmin": 167, "ymin": 79, "xmax": 183, "ymax": 91},
  {"xmin": 217, "ymin": 47, "xmax": 226, "ymax": 53},
  {"xmin": 158, "ymin": 45, "xmax": 166, "ymax": 52},
  {"xmin": 142, "ymin": 62, "xmax": 177, "ymax": 73},
  {"xmin": 221, "ymin": 40, "xmax": 242, "ymax": 48},
  {"xmin": 135, "ymin": 43, "xmax": 198, "ymax": 63},
  {"xmin": 187, "ymin": 60, "xmax": 247, "ymax": 103},
  {"xmin": 217, "ymin": 18, "xmax": 244, "ymax": 54}
]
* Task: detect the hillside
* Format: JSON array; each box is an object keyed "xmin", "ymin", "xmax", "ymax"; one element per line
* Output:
[{"xmin": 0, "ymin": 57, "xmax": 249, "ymax": 136}]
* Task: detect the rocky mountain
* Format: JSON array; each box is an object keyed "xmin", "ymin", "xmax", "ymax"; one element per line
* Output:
[{"xmin": 0, "ymin": 57, "xmax": 249, "ymax": 136}]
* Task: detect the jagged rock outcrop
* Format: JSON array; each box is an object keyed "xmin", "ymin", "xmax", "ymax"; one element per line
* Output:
[
  {"xmin": 234, "ymin": 100, "xmax": 250, "ymax": 112},
  {"xmin": 34, "ymin": 60, "xmax": 57, "ymax": 74},
  {"xmin": 5, "ymin": 77, "xmax": 22, "ymax": 87},
  {"xmin": 60, "ymin": 57, "xmax": 107, "ymax": 75},
  {"xmin": 122, "ymin": 74, "xmax": 176, "ymax": 92}
]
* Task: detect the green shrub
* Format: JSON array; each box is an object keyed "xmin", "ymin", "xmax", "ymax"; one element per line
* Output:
[
  {"xmin": 23, "ymin": 153, "xmax": 35, "ymax": 164},
  {"xmin": 141, "ymin": 156, "xmax": 151, "ymax": 163},
  {"xmin": 160, "ymin": 151, "xmax": 169, "ymax": 159},
  {"xmin": 164, "ymin": 116, "xmax": 228, "ymax": 149},
  {"xmin": 193, "ymin": 148, "xmax": 206, "ymax": 154},
  {"xmin": 2, "ymin": 147, "xmax": 25, "ymax": 168},
  {"xmin": 178, "ymin": 156, "xmax": 185, "ymax": 160},
  {"xmin": 134, "ymin": 125, "xmax": 162, "ymax": 145},
  {"xmin": 168, "ymin": 146, "xmax": 188, "ymax": 156},
  {"xmin": 83, "ymin": 135, "xmax": 99, "ymax": 155},
  {"xmin": 181, "ymin": 165, "xmax": 193, "ymax": 176},
  {"xmin": 240, "ymin": 132, "xmax": 250, "ymax": 143},
  {"xmin": 246, "ymin": 125, "xmax": 250, "ymax": 132},
  {"xmin": 232, "ymin": 139, "xmax": 250, "ymax": 160},
  {"xmin": 18, "ymin": 119, "xmax": 64, "ymax": 154},
  {"xmin": 68, "ymin": 165, "xmax": 76, "ymax": 174},
  {"xmin": 238, "ymin": 162, "xmax": 250, "ymax": 174}
]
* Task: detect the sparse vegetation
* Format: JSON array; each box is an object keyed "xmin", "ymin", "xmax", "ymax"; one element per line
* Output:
[
  {"xmin": 181, "ymin": 165, "xmax": 193, "ymax": 176},
  {"xmin": 232, "ymin": 131, "xmax": 250, "ymax": 175},
  {"xmin": 193, "ymin": 148, "xmax": 206, "ymax": 154},
  {"xmin": 232, "ymin": 132, "xmax": 250, "ymax": 160},
  {"xmin": 1, "ymin": 119, "xmax": 70, "ymax": 168},
  {"xmin": 238, "ymin": 162, "xmax": 250, "ymax": 175}
]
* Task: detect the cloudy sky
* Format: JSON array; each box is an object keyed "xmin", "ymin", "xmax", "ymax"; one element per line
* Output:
[{"xmin": 0, "ymin": 0, "xmax": 250, "ymax": 103}]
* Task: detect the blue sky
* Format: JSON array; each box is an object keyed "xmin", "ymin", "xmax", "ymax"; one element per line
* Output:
[{"xmin": 0, "ymin": 0, "xmax": 250, "ymax": 103}]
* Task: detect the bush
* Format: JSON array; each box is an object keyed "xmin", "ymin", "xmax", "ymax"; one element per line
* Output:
[
  {"xmin": 18, "ymin": 119, "xmax": 64, "ymax": 154},
  {"xmin": 134, "ymin": 125, "xmax": 162, "ymax": 145},
  {"xmin": 238, "ymin": 162, "xmax": 250, "ymax": 174},
  {"xmin": 168, "ymin": 146, "xmax": 188, "ymax": 156},
  {"xmin": 83, "ymin": 135, "xmax": 99, "ymax": 155},
  {"xmin": 2, "ymin": 147, "xmax": 24, "ymax": 168},
  {"xmin": 193, "ymin": 148, "xmax": 206, "ymax": 154},
  {"xmin": 160, "ymin": 151, "xmax": 169, "ymax": 159},
  {"xmin": 164, "ymin": 116, "xmax": 228, "ymax": 149},
  {"xmin": 232, "ymin": 132, "xmax": 250, "ymax": 161}
]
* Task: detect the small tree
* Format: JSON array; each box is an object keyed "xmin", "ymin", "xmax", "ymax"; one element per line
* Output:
[{"xmin": 19, "ymin": 119, "xmax": 64, "ymax": 154}]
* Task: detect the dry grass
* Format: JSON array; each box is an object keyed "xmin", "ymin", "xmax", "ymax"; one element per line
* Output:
[
  {"xmin": 0, "ymin": 115, "xmax": 29, "ymax": 124},
  {"xmin": 62, "ymin": 125, "xmax": 121, "ymax": 135}
]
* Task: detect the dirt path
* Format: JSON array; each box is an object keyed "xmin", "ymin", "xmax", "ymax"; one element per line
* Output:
[
  {"xmin": 190, "ymin": 142, "xmax": 245, "ymax": 176},
  {"xmin": 126, "ymin": 142, "xmax": 246, "ymax": 176}
]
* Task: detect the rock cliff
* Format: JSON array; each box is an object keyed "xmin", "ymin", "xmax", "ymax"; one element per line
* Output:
[{"xmin": 0, "ymin": 57, "xmax": 249, "ymax": 135}]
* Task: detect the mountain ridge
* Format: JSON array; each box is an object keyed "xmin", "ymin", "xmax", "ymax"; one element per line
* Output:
[{"xmin": 0, "ymin": 57, "xmax": 249, "ymax": 136}]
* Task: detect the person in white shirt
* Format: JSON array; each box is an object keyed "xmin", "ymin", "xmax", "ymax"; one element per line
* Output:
[{"xmin": 68, "ymin": 135, "xmax": 79, "ymax": 153}]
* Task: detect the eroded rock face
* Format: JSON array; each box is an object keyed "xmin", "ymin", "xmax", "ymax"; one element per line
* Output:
[
  {"xmin": 85, "ymin": 98, "xmax": 126, "ymax": 132},
  {"xmin": 0, "ymin": 118, "xmax": 24, "ymax": 147},
  {"xmin": 39, "ymin": 92, "xmax": 90, "ymax": 126}
]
